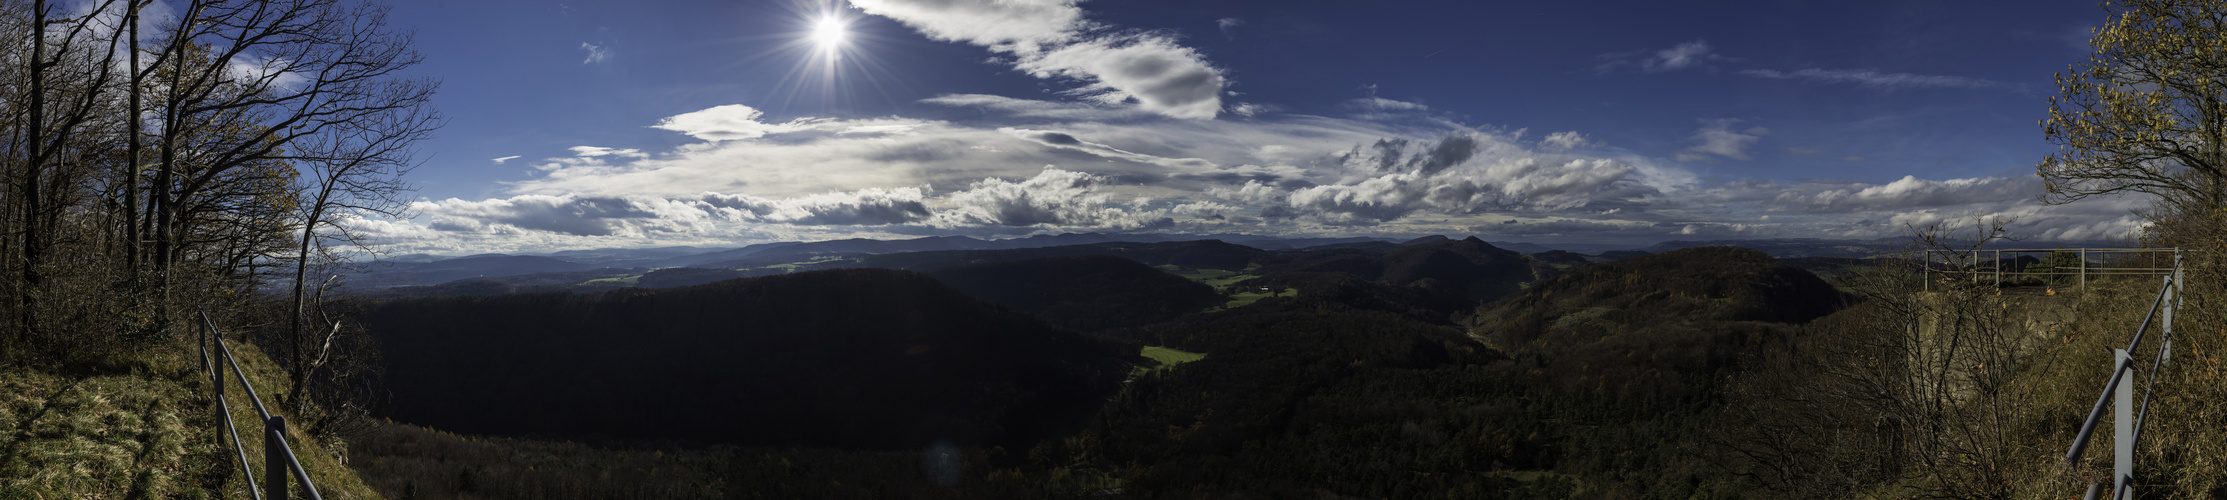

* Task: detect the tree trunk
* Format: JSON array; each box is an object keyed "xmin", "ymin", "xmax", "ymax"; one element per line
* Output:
[
  {"xmin": 21, "ymin": 0, "xmax": 46, "ymax": 341},
  {"xmin": 124, "ymin": 0, "xmax": 140, "ymax": 274},
  {"xmin": 289, "ymin": 198, "xmax": 326, "ymax": 414}
]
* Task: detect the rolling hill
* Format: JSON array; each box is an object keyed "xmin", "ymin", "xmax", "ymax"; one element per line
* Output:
[
  {"xmin": 924, "ymin": 255, "xmax": 1224, "ymax": 332},
  {"xmin": 360, "ymin": 268, "xmax": 1133, "ymax": 450}
]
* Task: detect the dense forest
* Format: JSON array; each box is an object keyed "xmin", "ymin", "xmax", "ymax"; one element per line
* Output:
[
  {"xmin": 339, "ymin": 233, "xmax": 2227, "ymax": 499},
  {"xmin": 339, "ymin": 244, "xmax": 1843, "ymax": 497},
  {"xmin": 359, "ymin": 269, "xmax": 1132, "ymax": 450}
]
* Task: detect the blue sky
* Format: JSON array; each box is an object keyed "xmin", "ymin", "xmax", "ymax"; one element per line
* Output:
[{"xmin": 346, "ymin": 0, "xmax": 2141, "ymax": 254}]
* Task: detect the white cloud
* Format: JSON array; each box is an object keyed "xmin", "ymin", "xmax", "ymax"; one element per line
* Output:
[
  {"xmin": 844, "ymin": 0, "xmax": 1083, "ymax": 47},
  {"xmin": 411, "ymin": 187, "xmax": 934, "ymax": 239},
  {"xmin": 933, "ymin": 167, "xmax": 1170, "ymax": 228},
  {"xmin": 1000, "ymin": 127, "xmax": 1217, "ymax": 170},
  {"xmin": 354, "ymin": 98, "xmax": 2141, "ymax": 254},
  {"xmin": 1216, "ymin": 17, "xmax": 1242, "ymax": 39},
  {"xmin": 650, "ymin": 104, "xmax": 815, "ymax": 141},
  {"xmin": 1674, "ymin": 118, "xmax": 1766, "ymax": 162},
  {"xmin": 492, "ymin": 155, "xmax": 522, "ymax": 165},
  {"xmin": 921, "ymin": 93, "xmax": 1155, "ymax": 120},
  {"xmin": 1539, "ymin": 131, "xmax": 1598, "ymax": 152},
  {"xmin": 1597, "ymin": 40, "xmax": 1731, "ymax": 74},
  {"xmin": 849, "ymin": 0, "xmax": 1226, "ymax": 119},
  {"xmin": 226, "ymin": 55, "xmax": 308, "ymax": 91},
  {"xmin": 580, "ymin": 42, "xmax": 610, "ymax": 64},
  {"xmin": 1765, "ymin": 175, "xmax": 2039, "ymax": 213},
  {"xmin": 568, "ymin": 146, "xmax": 646, "ymax": 158},
  {"xmin": 1739, "ymin": 68, "xmax": 1998, "ymax": 90}
]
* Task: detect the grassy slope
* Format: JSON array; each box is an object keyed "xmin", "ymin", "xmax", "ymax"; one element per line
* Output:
[
  {"xmin": 1155, "ymin": 264, "xmax": 1298, "ymax": 311},
  {"xmin": 215, "ymin": 340, "xmax": 385, "ymax": 499},
  {"xmin": 0, "ymin": 336, "xmax": 383, "ymax": 499},
  {"xmin": 1132, "ymin": 346, "xmax": 1205, "ymax": 377}
]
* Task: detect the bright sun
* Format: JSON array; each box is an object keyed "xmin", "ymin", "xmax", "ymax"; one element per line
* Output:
[{"xmin": 812, "ymin": 16, "xmax": 845, "ymax": 50}]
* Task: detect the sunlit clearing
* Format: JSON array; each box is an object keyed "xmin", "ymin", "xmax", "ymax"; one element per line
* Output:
[{"xmin": 813, "ymin": 16, "xmax": 844, "ymax": 50}]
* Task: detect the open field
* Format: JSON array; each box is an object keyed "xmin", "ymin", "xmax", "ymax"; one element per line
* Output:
[
  {"xmin": 1155, "ymin": 264, "xmax": 1262, "ymax": 288},
  {"xmin": 1216, "ymin": 288, "xmax": 1298, "ymax": 310},
  {"xmin": 1132, "ymin": 346, "xmax": 1207, "ymax": 377}
]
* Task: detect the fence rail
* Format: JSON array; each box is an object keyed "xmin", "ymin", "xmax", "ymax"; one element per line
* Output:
[
  {"xmin": 2059, "ymin": 251, "xmax": 2182, "ymax": 500},
  {"xmin": 1922, "ymin": 247, "xmax": 2183, "ymax": 291},
  {"xmin": 199, "ymin": 309, "xmax": 325, "ymax": 500}
]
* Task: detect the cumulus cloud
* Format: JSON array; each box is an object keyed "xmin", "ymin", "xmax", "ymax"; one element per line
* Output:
[
  {"xmin": 933, "ymin": 167, "xmax": 1170, "ymax": 229},
  {"xmin": 412, "ymin": 187, "xmax": 934, "ymax": 239},
  {"xmin": 1539, "ymin": 131, "xmax": 1598, "ymax": 152},
  {"xmin": 1596, "ymin": 40, "xmax": 1730, "ymax": 74},
  {"xmin": 1766, "ymin": 175, "xmax": 2040, "ymax": 213},
  {"xmin": 650, "ymin": 104, "xmax": 815, "ymax": 141},
  {"xmin": 1674, "ymin": 118, "xmax": 1766, "ymax": 162},
  {"xmin": 849, "ymin": 0, "xmax": 1226, "ymax": 119},
  {"xmin": 1250, "ymin": 133, "xmax": 1669, "ymax": 225},
  {"xmin": 698, "ymin": 187, "xmax": 935, "ymax": 226},
  {"xmin": 357, "ymin": 98, "xmax": 2142, "ymax": 254},
  {"xmin": 1739, "ymin": 68, "xmax": 1998, "ymax": 90}
]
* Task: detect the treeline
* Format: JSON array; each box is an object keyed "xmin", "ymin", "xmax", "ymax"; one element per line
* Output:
[{"xmin": 0, "ymin": 0, "xmax": 434, "ymax": 442}]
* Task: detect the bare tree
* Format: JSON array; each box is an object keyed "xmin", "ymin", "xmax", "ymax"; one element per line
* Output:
[{"xmin": 284, "ymin": 74, "xmax": 438, "ymax": 416}]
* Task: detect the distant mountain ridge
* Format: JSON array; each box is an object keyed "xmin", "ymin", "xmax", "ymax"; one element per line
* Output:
[{"xmin": 345, "ymin": 234, "xmax": 2117, "ymax": 290}]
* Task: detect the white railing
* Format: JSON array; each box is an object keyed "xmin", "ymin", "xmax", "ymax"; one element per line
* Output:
[
  {"xmin": 2060, "ymin": 252, "xmax": 2182, "ymax": 500},
  {"xmin": 1922, "ymin": 247, "xmax": 2182, "ymax": 290}
]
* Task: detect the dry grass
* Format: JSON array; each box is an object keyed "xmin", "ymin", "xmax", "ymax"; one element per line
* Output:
[
  {"xmin": 0, "ymin": 368, "xmax": 198, "ymax": 499},
  {"xmin": 214, "ymin": 339, "xmax": 387, "ymax": 500},
  {"xmin": 0, "ymin": 330, "xmax": 389, "ymax": 500}
]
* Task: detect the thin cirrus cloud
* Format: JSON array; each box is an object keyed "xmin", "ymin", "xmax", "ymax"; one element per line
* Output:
[
  {"xmin": 1739, "ymin": 68, "xmax": 1999, "ymax": 89},
  {"xmin": 1673, "ymin": 118, "xmax": 1766, "ymax": 162},
  {"xmin": 847, "ymin": 0, "xmax": 1227, "ymax": 120},
  {"xmin": 351, "ymin": 96, "xmax": 2143, "ymax": 254},
  {"xmin": 579, "ymin": 42, "xmax": 611, "ymax": 64},
  {"xmin": 1596, "ymin": 40, "xmax": 1732, "ymax": 74}
]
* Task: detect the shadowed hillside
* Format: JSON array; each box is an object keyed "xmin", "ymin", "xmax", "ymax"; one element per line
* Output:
[
  {"xmin": 1477, "ymin": 246, "xmax": 1843, "ymax": 351},
  {"xmin": 1006, "ymin": 245, "xmax": 1850, "ymax": 496},
  {"xmin": 857, "ymin": 240, "xmax": 1266, "ymax": 272},
  {"xmin": 1467, "ymin": 246, "xmax": 1844, "ymax": 437},
  {"xmin": 360, "ymin": 268, "xmax": 1133, "ymax": 450},
  {"xmin": 1258, "ymin": 236, "xmax": 1532, "ymax": 302},
  {"xmin": 925, "ymin": 255, "xmax": 1223, "ymax": 332}
]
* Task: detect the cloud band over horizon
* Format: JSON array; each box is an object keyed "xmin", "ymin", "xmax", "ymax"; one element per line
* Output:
[{"xmin": 348, "ymin": 97, "xmax": 2142, "ymax": 255}]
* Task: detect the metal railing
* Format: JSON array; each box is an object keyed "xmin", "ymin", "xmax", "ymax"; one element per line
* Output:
[
  {"xmin": 1923, "ymin": 248, "xmax": 2183, "ymax": 290},
  {"xmin": 2061, "ymin": 252, "xmax": 2182, "ymax": 500},
  {"xmin": 199, "ymin": 309, "xmax": 326, "ymax": 500}
]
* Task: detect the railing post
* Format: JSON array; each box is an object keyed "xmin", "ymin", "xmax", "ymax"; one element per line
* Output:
[
  {"xmin": 268, "ymin": 415, "xmax": 289, "ymax": 500},
  {"xmin": 2080, "ymin": 248, "xmax": 2087, "ymax": 289},
  {"xmin": 2115, "ymin": 349, "xmax": 2133, "ymax": 500},
  {"xmin": 212, "ymin": 329, "xmax": 224, "ymax": 400}
]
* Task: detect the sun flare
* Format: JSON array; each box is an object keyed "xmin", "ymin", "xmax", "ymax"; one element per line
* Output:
[{"xmin": 812, "ymin": 16, "xmax": 845, "ymax": 50}]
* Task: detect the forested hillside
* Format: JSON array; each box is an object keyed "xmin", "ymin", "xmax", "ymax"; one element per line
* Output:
[
  {"xmin": 360, "ymin": 268, "xmax": 1133, "ymax": 449},
  {"xmin": 925, "ymin": 255, "xmax": 1223, "ymax": 332}
]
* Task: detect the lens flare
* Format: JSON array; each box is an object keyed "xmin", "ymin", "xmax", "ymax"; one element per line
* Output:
[{"xmin": 813, "ymin": 16, "xmax": 844, "ymax": 50}]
